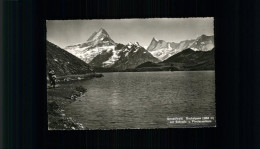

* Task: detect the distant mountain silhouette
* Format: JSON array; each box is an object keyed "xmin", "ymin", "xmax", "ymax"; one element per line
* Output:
[{"xmin": 135, "ymin": 48, "xmax": 215, "ymax": 71}]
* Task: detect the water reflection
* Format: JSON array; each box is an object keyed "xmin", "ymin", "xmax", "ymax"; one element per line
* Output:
[{"xmin": 64, "ymin": 71, "xmax": 215, "ymax": 129}]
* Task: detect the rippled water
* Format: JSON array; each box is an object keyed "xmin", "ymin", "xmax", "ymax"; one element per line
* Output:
[{"xmin": 64, "ymin": 71, "xmax": 215, "ymax": 129}]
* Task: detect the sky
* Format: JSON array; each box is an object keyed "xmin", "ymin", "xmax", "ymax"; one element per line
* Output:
[{"xmin": 46, "ymin": 18, "xmax": 214, "ymax": 49}]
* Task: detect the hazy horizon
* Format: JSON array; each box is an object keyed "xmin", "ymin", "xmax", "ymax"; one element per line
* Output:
[{"xmin": 47, "ymin": 18, "xmax": 214, "ymax": 49}]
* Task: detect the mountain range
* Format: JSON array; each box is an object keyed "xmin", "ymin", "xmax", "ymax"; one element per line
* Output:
[
  {"xmin": 147, "ymin": 34, "xmax": 214, "ymax": 61},
  {"xmin": 61, "ymin": 28, "xmax": 214, "ymax": 71},
  {"xmin": 133, "ymin": 48, "xmax": 215, "ymax": 71},
  {"xmin": 64, "ymin": 28, "xmax": 159, "ymax": 70}
]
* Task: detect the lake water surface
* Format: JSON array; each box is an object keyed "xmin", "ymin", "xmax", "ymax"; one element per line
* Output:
[{"xmin": 64, "ymin": 71, "xmax": 215, "ymax": 129}]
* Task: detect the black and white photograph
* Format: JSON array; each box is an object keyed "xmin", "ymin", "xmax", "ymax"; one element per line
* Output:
[
  {"xmin": 46, "ymin": 18, "xmax": 215, "ymax": 130},
  {"xmin": 4, "ymin": 0, "xmax": 260, "ymax": 146}
]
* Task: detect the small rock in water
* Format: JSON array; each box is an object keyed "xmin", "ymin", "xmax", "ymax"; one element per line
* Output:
[
  {"xmin": 61, "ymin": 114, "xmax": 65, "ymax": 117},
  {"xmin": 71, "ymin": 127, "xmax": 75, "ymax": 130}
]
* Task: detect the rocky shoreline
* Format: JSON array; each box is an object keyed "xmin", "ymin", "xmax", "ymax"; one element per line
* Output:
[{"xmin": 47, "ymin": 73, "xmax": 103, "ymax": 130}]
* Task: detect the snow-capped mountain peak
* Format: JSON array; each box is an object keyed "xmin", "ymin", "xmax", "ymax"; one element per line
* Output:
[
  {"xmin": 147, "ymin": 35, "xmax": 214, "ymax": 61},
  {"xmin": 152, "ymin": 37, "xmax": 158, "ymax": 42},
  {"xmin": 196, "ymin": 34, "xmax": 207, "ymax": 40},
  {"xmin": 86, "ymin": 28, "xmax": 114, "ymax": 44},
  {"xmin": 95, "ymin": 28, "xmax": 109, "ymax": 38},
  {"xmin": 64, "ymin": 28, "xmax": 116, "ymax": 63},
  {"xmin": 127, "ymin": 42, "xmax": 133, "ymax": 45},
  {"xmin": 64, "ymin": 29, "xmax": 159, "ymax": 69},
  {"xmin": 126, "ymin": 42, "xmax": 141, "ymax": 49},
  {"xmin": 98, "ymin": 28, "xmax": 108, "ymax": 33}
]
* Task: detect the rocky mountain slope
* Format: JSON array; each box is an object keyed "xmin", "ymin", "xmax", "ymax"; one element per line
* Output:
[
  {"xmin": 147, "ymin": 35, "xmax": 214, "ymax": 61},
  {"xmin": 136, "ymin": 61, "xmax": 160, "ymax": 68},
  {"xmin": 64, "ymin": 28, "xmax": 116, "ymax": 63},
  {"xmin": 64, "ymin": 28, "xmax": 160, "ymax": 70},
  {"xmin": 46, "ymin": 40, "xmax": 91, "ymax": 76},
  {"xmin": 110, "ymin": 43, "xmax": 160, "ymax": 70},
  {"xmin": 135, "ymin": 48, "xmax": 215, "ymax": 71}
]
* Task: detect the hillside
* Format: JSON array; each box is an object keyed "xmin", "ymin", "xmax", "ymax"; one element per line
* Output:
[
  {"xmin": 162, "ymin": 48, "xmax": 215, "ymax": 70},
  {"xmin": 46, "ymin": 40, "xmax": 91, "ymax": 76},
  {"xmin": 136, "ymin": 61, "xmax": 160, "ymax": 68},
  {"xmin": 136, "ymin": 48, "xmax": 215, "ymax": 71}
]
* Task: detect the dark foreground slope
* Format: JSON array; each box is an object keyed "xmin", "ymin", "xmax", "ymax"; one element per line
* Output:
[
  {"xmin": 134, "ymin": 48, "xmax": 215, "ymax": 71},
  {"xmin": 136, "ymin": 61, "xmax": 160, "ymax": 68},
  {"xmin": 46, "ymin": 41, "xmax": 103, "ymax": 130},
  {"xmin": 46, "ymin": 40, "xmax": 91, "ymax": 76},
  {"xmin": 163, "ymin": 48, "xmax": 215, "ymax": 70}
]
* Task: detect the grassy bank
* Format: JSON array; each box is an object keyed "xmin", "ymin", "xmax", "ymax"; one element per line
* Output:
[{"xmin": 47, "ymin": 73, "xmax": 103, "ymax": 130}]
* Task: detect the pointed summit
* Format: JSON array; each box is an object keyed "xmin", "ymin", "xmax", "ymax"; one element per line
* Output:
[
  {"xmin": 196, "ymin": 34, "xmax": 208, "ymax": 40},
  {"xmin": 152, "ymin": 37, "xmax": 158, "ymax": 42},
  {"xmin": 97, "ymin": 28, "xmax": 109, "ymax": 35},
  {"xmin": 83, "ymin": 28, "xmax": 115, "ymax": 47},
  {"xmin": 99, "ymin": 27, "xmax": 105, "ymax": 31},
  {"xmin": 87, "ymin": 28, "xmax": 110, "ymax": 42},
  {"xmin": 147, "ymin": 37, "xmax": 160, "ymax": 51},
  {"xmin": 87, "ymin": 31, "xmax": 98, "ymax": 41}
]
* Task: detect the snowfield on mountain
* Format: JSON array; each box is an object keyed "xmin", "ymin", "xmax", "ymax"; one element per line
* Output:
[
  {"xmin": 146, "ymin": 35, "xmax": 214, "ymax": 61},
  {"xmin": 64, "ymin": 28, "xmax": 160, "ymax": 70}
]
